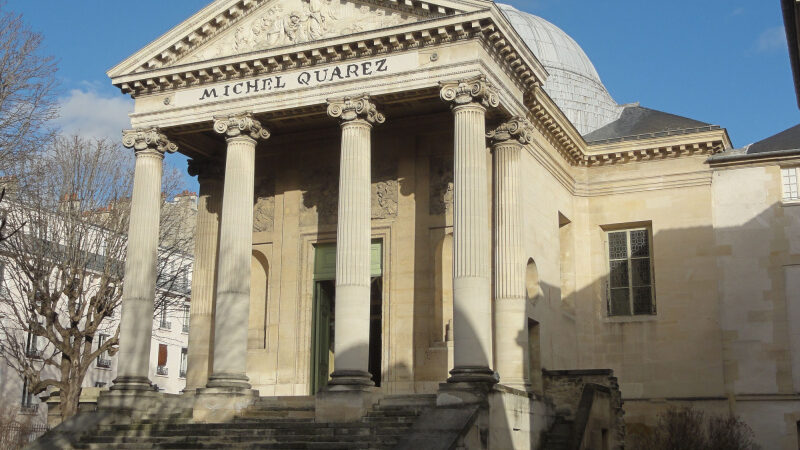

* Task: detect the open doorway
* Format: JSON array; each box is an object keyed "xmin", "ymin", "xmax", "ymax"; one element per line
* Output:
[{"xmin": 310, "ymin": 241, "xmax": 383, "ymax": 394}]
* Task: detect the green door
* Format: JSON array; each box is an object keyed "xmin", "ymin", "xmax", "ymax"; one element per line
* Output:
[
  {"xmin": 311, "ymin": 241, "xmax": 382, "ymax": 394},
  {"xmin": 311, "ymin": 280, "xmax": 334, "ymax": 394}
]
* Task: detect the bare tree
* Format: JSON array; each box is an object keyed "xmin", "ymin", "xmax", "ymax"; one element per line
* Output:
[
  {"xmin": 0, "ymin": 3, "xmax": 59, "ymax": 173},
  {"xmin": 0, "ymin": 136, "xmax": 193, "ymax": 420}
]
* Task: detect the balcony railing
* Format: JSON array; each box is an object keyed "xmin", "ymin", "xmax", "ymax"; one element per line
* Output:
[
  {"xmin": 156, "ymin": 365, "xmax": 168, "ymax": 376},
  {"xmin": 25, "ymin": 349, "xmax": 42, "ymax": 360},
  {"xmin": 96, "ymin": 358, "xmax": 111, "ymax": 369},
  {"xmin": 158, "ymin": 320, "xmax": 171, "ymax": 330},
  {"xmin": 179, "ymin": 370, "xmax": 187, "ymax": 378},
  {"xmin": 182, "ymin": 323, "xmax": 189, "ymax": 333}
]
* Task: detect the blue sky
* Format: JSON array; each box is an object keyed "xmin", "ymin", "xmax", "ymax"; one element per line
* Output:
[{"xmin": 7, "ymin": 0, "xmax": 797, "ymax": 188}]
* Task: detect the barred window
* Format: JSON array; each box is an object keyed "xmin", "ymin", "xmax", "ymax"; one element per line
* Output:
[
  {"xmin": 782, "ymin": 167, "xmax": 799, "ymax": 202},
  {"xmin": 606, "ymin": 228, "xmax": 655, "ymax": 316}
]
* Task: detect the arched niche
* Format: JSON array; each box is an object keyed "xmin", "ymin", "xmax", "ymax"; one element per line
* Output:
[
  {"xmin": 434, "ymin": 232, "xmax": 454, "ymax": 342},
  {"xmin": 248, "ymin": 250, "xmax": 269, "ymax": 350}
]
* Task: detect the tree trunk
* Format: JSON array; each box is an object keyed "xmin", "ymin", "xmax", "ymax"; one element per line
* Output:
[{"xmin": 59, "ymin": 380, "xmax": 81, "ymax": 420}]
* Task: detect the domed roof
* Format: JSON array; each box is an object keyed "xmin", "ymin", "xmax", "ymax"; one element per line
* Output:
[{"xmin": 497, "ymin": 3, "xmax": 622, "ymax": 135}]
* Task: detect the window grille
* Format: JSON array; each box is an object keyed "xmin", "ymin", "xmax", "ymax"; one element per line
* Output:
[
  {"xmin": 606, "ymin": 228, "xmax": 656, "ymax": 316},
  {"xmin": 782, "ymin": 167, "xmax": 800, "ymax": 202},
  {"xmin": 20, "ymin": 378, "xmax": 36, "ymax": 413}
]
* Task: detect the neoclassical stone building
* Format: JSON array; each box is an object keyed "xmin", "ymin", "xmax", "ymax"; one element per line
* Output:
[{"xmin": 40, "ymin": 0, "xmax": 800, "ymax": 448}]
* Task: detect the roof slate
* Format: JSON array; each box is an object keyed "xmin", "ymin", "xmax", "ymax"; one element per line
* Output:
[
  {"xmin": 747, "ymin": 123, "xmax": 800, "ymax": 154},
  {"xmin": 584, "ymin": 105, "xmax": 711, "ymax": 143}
]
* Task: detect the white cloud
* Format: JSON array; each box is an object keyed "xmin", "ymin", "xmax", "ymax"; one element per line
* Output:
[
  {"xmin": 756, "ymin": 26, "xmax": 787, "ymax": 53},
  {"xmin": 54, "ymin": 89, "xmax": 133, "ymax": 141}
]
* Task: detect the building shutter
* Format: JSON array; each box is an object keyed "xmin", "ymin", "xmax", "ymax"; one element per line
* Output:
[{"xmin": 158, "ymin": 344, "xmax": 167, "ymax": 366}]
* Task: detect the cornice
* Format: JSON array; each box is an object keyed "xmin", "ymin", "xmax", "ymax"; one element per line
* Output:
[
  {"xmin": 524, "ymin": 85, "xmax": 586, "ymax": 166},
  {"xmin": 108, "ymin": 0, "xmax": 476, "ymax": 79},
  {"xmin": 583, "ymin": 129, "xmax": 729, "ymax": 167},
  {"xmin": 110, "ymin": 11, "xmax": 544, "ymax": 100}
]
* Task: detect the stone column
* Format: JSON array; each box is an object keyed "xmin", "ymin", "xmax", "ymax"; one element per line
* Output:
[
  {"xmin": 206, "ymin": 113, "xmax": 270, "ymax": 390},
  {"xmin": 488, "ymin": 117, "xmax": 533, "ymax": 390},
  {"xmin": 439, "ymin": 76, "xmax": 499, "ymax": 384},
  {"xmin": 113, "ymin": 128, "xmax": 177, "ymax": 391},
  {"xmin": 326, "ymin": 95, "xmax": 384, "ymax": 388},
  {"xmin": 185, "ymin": 159, "xmax": 223, "ymax": 392}
]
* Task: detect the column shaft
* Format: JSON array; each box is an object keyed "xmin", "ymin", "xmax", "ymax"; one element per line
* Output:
[
  {"xmin": 116, "ymin": 149, "xmax": 163, "ymax": 389},
  {"xmin": 451, "ymin": 102, "xmax": 494, "ymax": 380},
  {"xmin": 186, "ymin": 175, "xmax": 222, "ymax": 391},
  {"xmin": 493, "ymin": 142, "xmax": 529, "ymax": 389},
  {"xmin": 208, "ymin": 136, "xmax": 256, "ymax": 389},
  {"xmin": 331, "ymin": 119, "xmax": 373, "ymax": 385}
]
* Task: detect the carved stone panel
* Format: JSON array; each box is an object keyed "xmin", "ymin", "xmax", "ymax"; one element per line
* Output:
[
  {"xmin": 183, "ymin": 0, "xmax": 420, "ymax": 63},
  {"xmin": 301, "ymin": 166, "xmax": 339, "ymax": 226},
  {"xmin": 429, "ymin": 154, "xmax": 453, "ymax": 215},
  {"xmin": 371, "ymin": 161, "xmax": 397, "ymax": 219},
  {"xmin": 253, "ymin": 177, "xmax": 275, "ymax": 232}
]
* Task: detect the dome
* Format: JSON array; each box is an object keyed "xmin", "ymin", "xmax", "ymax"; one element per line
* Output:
[{"xmin": 498, "ymin": 4, "xmax": 622, "ymax": 135}]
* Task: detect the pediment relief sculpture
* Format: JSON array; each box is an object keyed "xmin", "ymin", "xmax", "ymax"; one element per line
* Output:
[{"xmin": 182, "ymin": 0, "xmax": 420, "ymax": 63}]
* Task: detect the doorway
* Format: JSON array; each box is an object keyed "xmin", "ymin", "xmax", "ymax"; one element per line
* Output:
[{"xmin": 311, "ymin": 241, "xmax": 383, "ymax": 394}]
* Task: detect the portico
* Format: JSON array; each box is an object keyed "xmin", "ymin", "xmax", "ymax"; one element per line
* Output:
[{"xmin": 100, "ymin": 0, "xmax": 592, "ymax": 445}]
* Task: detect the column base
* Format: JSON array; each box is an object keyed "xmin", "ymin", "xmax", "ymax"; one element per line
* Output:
[
  {"xmin": 192, "ymin": 386, "xmax": 258, "ymax": 423},
  {"xmin": 109, "ymin": 375, "xmax": 155, "ymax": 392},
  {"xmin": 447, "ymin": 366, "xmax": 500, "ymax": 384},
  {"xmin": 205, "ymin": 372, "xmax": 252, "ymax": 390},
  {"xmin": 315, "ymin": 384, "xmax": 378, "ymax": 423},
  {"xmin": 328, "ymin": 370, "xmax": 375, "ymax": 388},
  {"xmin": 97, "ymin": 386, "xmax": 162, "ymax": 419}
]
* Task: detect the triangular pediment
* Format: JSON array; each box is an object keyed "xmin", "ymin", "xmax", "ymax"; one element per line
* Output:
[
  {"xmin": 109, "ymin": 0, "xmax": 493, "ymax": 78},
  {"xmin": 182, "ymin": 0, "xmax": 422, "ymax": 64}
]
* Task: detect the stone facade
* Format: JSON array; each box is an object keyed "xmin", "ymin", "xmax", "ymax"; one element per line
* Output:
[{"xmin": 73, "ymin": 0, "xmax": 800, "ymax": 448}]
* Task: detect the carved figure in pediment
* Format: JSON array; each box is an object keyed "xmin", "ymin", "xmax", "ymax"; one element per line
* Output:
[{"xmin": 186, "ymin": 0, "xmax": 418, "ymax": 63}]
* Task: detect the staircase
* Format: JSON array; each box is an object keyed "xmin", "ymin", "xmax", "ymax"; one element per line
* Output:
[
  {"xmin": 540, "ymin": 415, "xmax": 573, "ymax": 450},
  {"xmin": 68, "ymin": 395, "xmax": 436, "ymax": 449}
]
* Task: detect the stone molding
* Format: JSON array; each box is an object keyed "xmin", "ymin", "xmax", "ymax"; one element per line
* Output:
[
  {"xmin": 111, "ymin": 13, "xmax": 542, "ymax": 97},
  {"xmin": 439, "ymin": 75, "xmax": 499, "ymax": 108},
  {"xmin": 121, "ymin": 128, "xmax": 178, "ymax": 155},
  {"xmin": 213, "ymin": 113, "xmax": 271, "ymax": 141},
  {"xmin": 487, "ymin": 116, "xmax": 533, "ymax": 146},
  {"xmin": 327, "ymin": 94, "xmax": 385, "ymax": 125}
]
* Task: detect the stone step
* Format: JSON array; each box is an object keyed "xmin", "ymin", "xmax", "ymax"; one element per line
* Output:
[{"xmin": 376, "ymin": 394, "xmax": 436, "ymax": 408}]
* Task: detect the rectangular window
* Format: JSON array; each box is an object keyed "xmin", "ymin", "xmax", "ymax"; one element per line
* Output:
[
  {"xmin": 20, "ymin": 378, "xmax": 36, "ymax": 413},
  {"xmin": 158, "ymin": 307, "xmax": 171, "ymax": 330},
  {"xmin": 157, "ymin": 343, "xmax": 168, "ymax": 376},
  {"xmin": 782, "ymin": 167, "xmax": 800, "ymax": 202},
  {"xmin": 0, "ymin": 261, "xmax": 7, "ymax": 299},
  {"xmin": 182, "ymin": 304, "xmax": 190, "ymax": 333},
  {"xmin": 179, "ymin": 347, "xmax": 188, "ymax": 378},
  {"xmin": 606, "ymin": 228, "xmax": 655, "ymax": 316},
  {"xmin": 96, "ymin": 334, "xmax": 111, "ymax": 368},
  {"xmin": 25, "ymin": 322, "xmax": 42, "ymax": 359}
]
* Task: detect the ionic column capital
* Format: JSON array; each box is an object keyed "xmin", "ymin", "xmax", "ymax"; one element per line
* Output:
[
  {"xmin": 213, "ymin": 113, "xmax": 270, "ymax": 141},
  {"xmin": 327, "ymin": 94, "xmax": 385, "ymax": 125},
  {"xmin": 487, "ymin": 117, "xmax": 534, "ymax": 147},
  {"xmin": 439, "ymin": 75, "xmax": 500, "ymax": 109},
  {"xmin": 187, "ymin": 158, "xmax": 224, "ymax": 182},
  {"xmin": 122, "ymin": 128, "xmax": 178, "ymax": 157}
]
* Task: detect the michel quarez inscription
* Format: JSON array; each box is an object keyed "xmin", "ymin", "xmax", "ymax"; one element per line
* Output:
[{"xmin": 173, "ymin": 53, "xmax": 418, "ymax": 107}]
